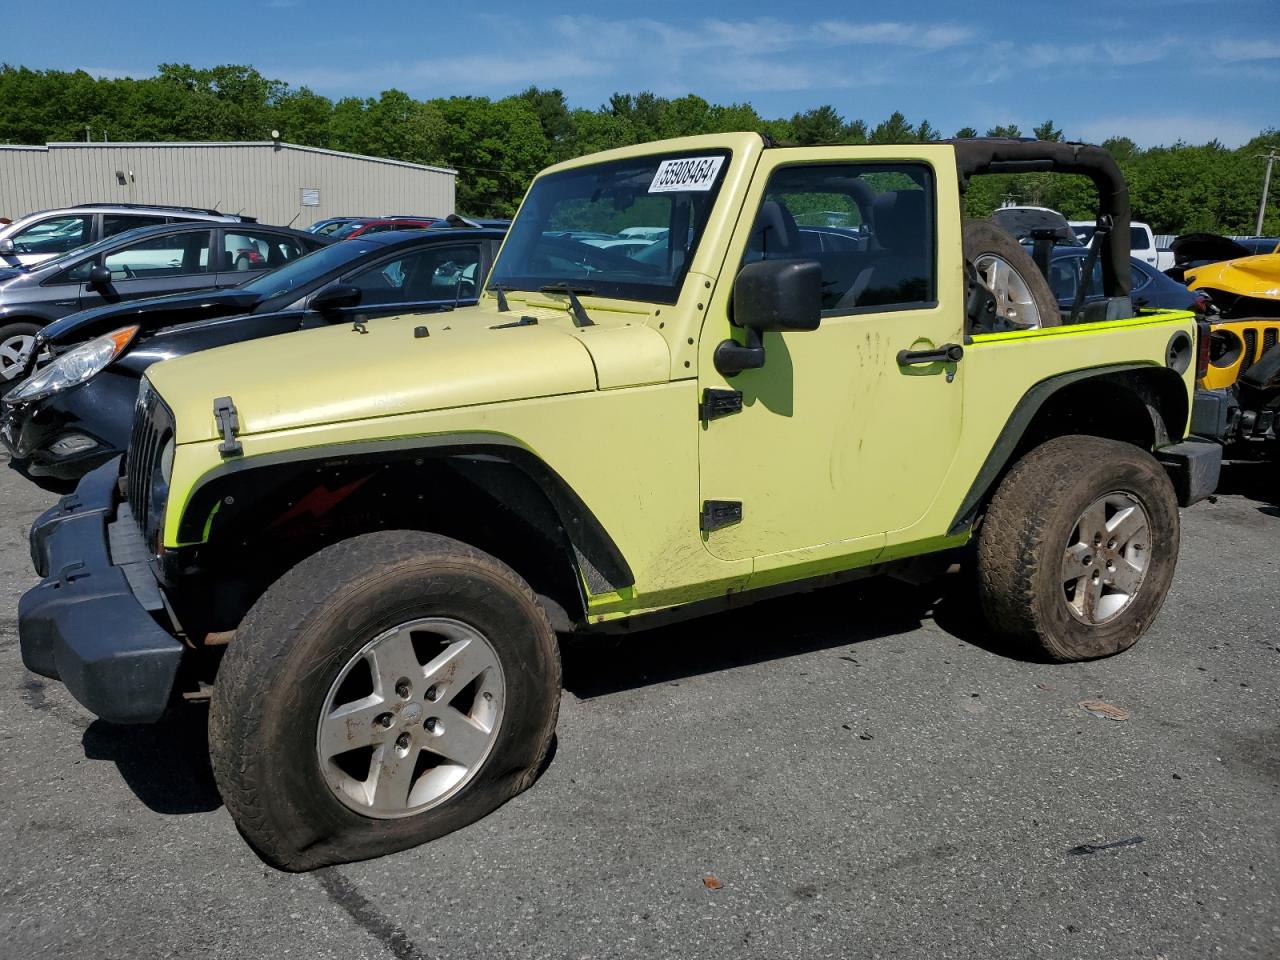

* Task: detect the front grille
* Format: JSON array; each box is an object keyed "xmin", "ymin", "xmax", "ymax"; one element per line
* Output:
[
  {"xmin": 1240, "ymin": 329, "xmax": 1258, "ymax": 377},
  {"xmin": 124, "ymin": 380, "xmax": 174, "ymax": 543}
]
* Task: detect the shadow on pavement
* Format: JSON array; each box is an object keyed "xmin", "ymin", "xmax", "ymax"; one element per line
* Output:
[
  {"xmin": 561, "ymin": 566, "xmax": 1022, "ymax": 700},
  {"xmin": 1216, "ymin": 457, "xmax": 1280, "ymax": 505},
  {"xmin": 81, "ymin": 705, "xmax": 222, "ymax": 815}
]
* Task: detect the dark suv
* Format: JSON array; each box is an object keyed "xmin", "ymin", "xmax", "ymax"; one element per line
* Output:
[{"xmin": 0, "ymin": 220, "xmax": 328, "ymax": 384}]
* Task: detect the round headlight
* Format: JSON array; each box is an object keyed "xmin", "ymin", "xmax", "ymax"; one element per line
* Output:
[{"xmin": 7, "ymin": 326, "xmax": 139, "ymax": 404}]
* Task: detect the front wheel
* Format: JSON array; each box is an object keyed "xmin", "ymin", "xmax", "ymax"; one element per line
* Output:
[
  {"xmin": 0, "ymin": 321, "xmax": 41, "ymax": 389},
  {"xmin": 208, "ymin": 531, "xmax": 561, "ymax": 871},
  {"xmin": 976, "ymin": 435, "xmax": 1180, "ymax": 661}
]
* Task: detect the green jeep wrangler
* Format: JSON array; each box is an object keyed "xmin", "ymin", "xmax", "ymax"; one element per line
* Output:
[{"xmin": 19, "ymin": 134, "xmax": 1220, "ymax": 870}]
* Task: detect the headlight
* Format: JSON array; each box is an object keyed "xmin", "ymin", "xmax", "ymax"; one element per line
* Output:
[{"xmin": 6, "ymin": 326, "xmax": 139, "ymax": 403}]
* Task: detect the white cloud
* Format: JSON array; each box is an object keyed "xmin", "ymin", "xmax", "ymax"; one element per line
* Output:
[{"xmin": 1211, "ymin": 38, "xmax": 1280, "ymax": 62}]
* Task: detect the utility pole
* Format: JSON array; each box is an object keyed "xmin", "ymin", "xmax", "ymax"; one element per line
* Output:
[{"xmin": 1258, "ymin": 149, "xmax": 1279, "ymax": 236}]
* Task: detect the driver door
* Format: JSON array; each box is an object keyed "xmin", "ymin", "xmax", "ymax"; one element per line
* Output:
[{"xmin": 697, "ymin": 147, "xmax": 966, "ymax": 583}]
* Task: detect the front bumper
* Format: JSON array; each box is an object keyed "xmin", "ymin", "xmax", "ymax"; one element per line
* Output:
[
  {"xmin": 18, "ymin": 457, "xmax": 183, "ymax": 724},
  {"xmin": 1, "ymin": 370, "xmax": 136, "ymax": 480}
]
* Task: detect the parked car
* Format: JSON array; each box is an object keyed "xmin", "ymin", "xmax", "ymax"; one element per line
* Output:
[
  {"xmin": 1044, "ymin": 246, "xmax": 1204, "ymax": 315},
  {"xmin": 1072, "ymin": 218, "xmax": 1173, "ymax": 271},
  {"xmin": 1166, "ymin": 233, "xmax": 1280, "ymax": 283},
  {"xmin": 0, "ymin": 221, "xmax": 328, "ymax": 386},
  {"xmin": 307, "ymin": 217, "xmax": 364, "ymax": 235},
  {"xmin": 16, "ymin": 133, "xmax": 1214, "ymax": 871},
  {"xmin": 0, "ymin": 203, "xmax": 255, "ymax": 269},
  {"xmin": 328, "ymin": 217, "xmax": 441, "ymax": 239},
  {"xmin": 2, "ymin": 228, "xmax": 505, "ymax": 479}
]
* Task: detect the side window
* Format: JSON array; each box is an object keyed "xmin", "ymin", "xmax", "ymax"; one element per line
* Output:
[
  {"xmin": 1129, "ymin": 226, "xmax": 1150, "ymax": 251},
  {"xmin": 103, "ymin": 214, "xmax": 163, "ymax": 238},
  {"xmin": 344, "ymin": 244, "xmax": 482, "ymax": 307},
  {"xmin": 104, "ymin": 231, "xmax": 211, "ymax": 279},
  {"xmin": 223, "ymin": 231, "xmax": 305, "ymax": 272},
  {"xmin": 1047, "ymin": 259, "xmax": 1079, "ymax": 302},
  {"xmin": 745, "ymin": 163, "xmax": 935, "ymax": 313},
  {"xmin": 11, "ymin": 215, "xmax": 90, "ymax": 255},
  {"xmin": 1130, "ymin": 265, "xmax": 1151, "ymax": 293}
]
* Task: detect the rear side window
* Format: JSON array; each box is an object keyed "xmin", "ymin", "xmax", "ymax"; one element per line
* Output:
[
  {"xmin": 103, "ymin": 214, "xmax": 164, "ymax": 238},
  {"xmin": 1130, "ymin": 226, "xmax": 1151, "ymax": 250},
  {"xmin": 104, "ymin": 231, "xmax": 211, "ymax": 279},
  {"xmin": 745, "ymin": 163, "xmax": 936, "ymax": 313},
  {"xmin": 223, "ymin": 231, "xmax": 307, "ymax": 272}
]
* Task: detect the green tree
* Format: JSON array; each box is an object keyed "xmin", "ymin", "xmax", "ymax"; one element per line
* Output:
[
  {"xmin": 870, "ymin": 111, "xmax": 915, "ymax": 143},
  {"xmin": 790, "ymin": 105, "xmax": 845, "ymax": 145}
]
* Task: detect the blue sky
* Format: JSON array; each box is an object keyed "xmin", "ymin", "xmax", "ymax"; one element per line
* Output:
[{"xmin": 3, "ymin": 0, "xmax": 1276, "ymax": 146}]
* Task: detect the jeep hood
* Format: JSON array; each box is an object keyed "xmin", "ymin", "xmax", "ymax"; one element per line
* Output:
[
  {"xmin": 1186, "ymin": 253, "xmax": 1280, "ymax": 300},
  {"xmin": 145, "ymin": 307, "xmax": 670, "ymax": 443}
]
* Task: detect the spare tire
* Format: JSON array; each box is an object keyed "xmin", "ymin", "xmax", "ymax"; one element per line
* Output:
[{"xmin": 964, "ymin": 218, "xmax": 1061, "ymax": 331}]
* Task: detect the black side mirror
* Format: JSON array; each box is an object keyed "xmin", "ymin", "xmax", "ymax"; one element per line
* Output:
[
  {"xmin": 715, "ymin": 259, "xmax": 822, "ymax": 376},
  {"xmin": 311, "ymin": 284, "xmax": 362, "ymax": 315},
  {"xmin": 87, "ymin": 264, "xmax": 113, "ymax": 290}
]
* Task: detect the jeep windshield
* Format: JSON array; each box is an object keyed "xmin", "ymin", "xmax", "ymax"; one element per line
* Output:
[{"xmin": 489, "ymin": 149, "xmax": 731, "ymax": 305}]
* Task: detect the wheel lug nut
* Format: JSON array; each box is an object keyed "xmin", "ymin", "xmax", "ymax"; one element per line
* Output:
[
  {"xmin": 395, "ymin": 679, "xmax": 411, "ymax": 698},
  {"xmin": 376, "ymin": 713, "xmax": 394, "ymax": 729},
  {"xmin": 425, "ymin": 686, "xmax": 438, "ymax": 702},
  {"xmin": 1082, "ymin": 554, "xmax": 1093, "ymax": 566},
  {"xmin": 482, "ymin": 692, "xmax": 493, "ymax": 702},
  {"xmin": 395, "ymin": 733, "xmax": 410, "ymax": 750}
]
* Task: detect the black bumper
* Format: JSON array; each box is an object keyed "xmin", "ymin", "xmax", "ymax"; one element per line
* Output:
[
  {"xmin": 1156, "ymin": 438, "xmax": 1222, "ymax": 507},
  {"xmin": 18, "ymin": 457, "xmax": 184, "ymax": 724}
]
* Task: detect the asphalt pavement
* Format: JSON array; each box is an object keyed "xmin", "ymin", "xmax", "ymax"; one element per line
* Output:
[{"xmin": 0, "ymin": 452, "xmax": 1276, "ymax": 960}]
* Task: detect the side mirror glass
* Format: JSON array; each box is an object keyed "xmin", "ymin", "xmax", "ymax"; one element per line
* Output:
[
  {"xmin": 715, "ymin": 259, "xmax": 822, "ymax": 376},
  {"xmin": 0, "ymin": 238, "xmax": 14, "ymax": 255},
  {"xmin": 311, "ymin": 284, "xmax": 362, "ymax": 315},
  {"xmin": 88, "ymin": 264, "xmax": 113, "ymax": 290}
]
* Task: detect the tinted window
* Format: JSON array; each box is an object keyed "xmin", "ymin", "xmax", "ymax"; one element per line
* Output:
[
  {"xmin": 223, "ymin": 230, "xmax": 307, "ymax": 273},
  {"xmin": 12, "ymin": 215, "xmax": 90, "ymax": 255},
  {"xmin": 747, "ymin": 163, "xmax": 935, "ymax": 312},
  {"xmin": 345, "ymin": 244, "xmax": 482, "ymax": 306},
  {"xmin": 1130, "ymin": 226, "xmax": 1150, "ymax": 250},
  {"xmin": 104, "ymin": 231, "xmax": 211, "ymax": 279},
  {"xmin": 103, "ymin": 214, "xmax": 163, "ymax": 238}
]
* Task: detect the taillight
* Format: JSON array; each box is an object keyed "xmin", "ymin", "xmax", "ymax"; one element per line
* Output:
[
  {"xmin": 1192, "ymin": 292, "xmax": 1210, "ymax": 315},
  {"xmin": 1195, "ymin": 320, "xmax": 1212, "ymax": 381}
]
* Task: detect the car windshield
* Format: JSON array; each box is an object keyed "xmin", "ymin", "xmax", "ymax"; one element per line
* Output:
[
  {"xmin": 1073, "ymin": 225, "xmax": 1096, "ymax": 244},
  {"xmin": 489, "ymin": 149, "xmax": 731, "ymax": 304},
  {"xmin": 241, "ymin": 240, "xmax": 382, "ymax": 299}
]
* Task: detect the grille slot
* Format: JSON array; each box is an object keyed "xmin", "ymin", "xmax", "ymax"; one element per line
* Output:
[
  {"xmin": 1240, "ymin": 329, "xmax": 1258, "ymax": 377},
  {"xmin": 1264, "ymin": 327, "xmax": 1278, "ymax": 355},
  {"xmin": 124, "ymin": 382, "xmax": 174, "ymax": 543}
]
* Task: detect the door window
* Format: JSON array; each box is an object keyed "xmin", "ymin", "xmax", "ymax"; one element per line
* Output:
[
  {"xmin": 344, "ymin": 244, "xmax": 481, "ymax": 307},
  {"xmin": 746, "ymin": 163, "xmax": 935, "ymax": 313},
  {"xmin": 103, "ymin": 214, "xmax": 164, "ymax": 238},
  {"xmin": 223, "ymin": 230, "xmax": 307, "ymax": 273},
  {"xmin": 11, "ymin": 215, "xmax": 91, "ymax": 256},
  {"xmin": 104, "ymin": 231, "xmax": 211, "ymax": 279}
]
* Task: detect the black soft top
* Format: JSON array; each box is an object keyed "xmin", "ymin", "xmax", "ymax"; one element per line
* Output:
[{"xmin": 948, "ymin": 138, "xmax": 1132, "ymax": 298}]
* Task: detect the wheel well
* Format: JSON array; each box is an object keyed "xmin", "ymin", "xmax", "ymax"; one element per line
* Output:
[
  {"xmin": 949, "ymin": 365, "xmax": 1189, "ymax": 535},
  {"xmin": 170, "ymin": 445, "xmax": 626, "ymax": 637}
]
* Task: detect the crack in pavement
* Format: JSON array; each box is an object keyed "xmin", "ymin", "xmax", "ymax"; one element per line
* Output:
[{"xmin": 316, "ymin": 867, "xmax": 430, "ymax": 960}]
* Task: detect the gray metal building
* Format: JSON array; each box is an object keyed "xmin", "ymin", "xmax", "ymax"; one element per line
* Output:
[{"xmin": 0, "ymin": 140, "xmax": 456, "ymax": 228}]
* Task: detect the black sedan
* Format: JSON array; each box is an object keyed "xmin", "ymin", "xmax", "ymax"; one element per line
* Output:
[
  {"xmin": 2, "ymin": 228, "xmax": 506, "ymax": 480},
  {"xmin": 1043, "ymin": 246, "xmax": 1204, "ymax": 315},
  {"xmin": 0, "ymin": 221, "xmax": 329, "ymax": 386}
]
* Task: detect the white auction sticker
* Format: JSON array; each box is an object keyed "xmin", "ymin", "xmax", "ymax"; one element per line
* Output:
[{"xmin": 648, "ymin": 156, "xmax": 726, "ymax": 193}]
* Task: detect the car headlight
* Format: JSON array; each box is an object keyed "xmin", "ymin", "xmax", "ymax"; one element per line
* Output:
[{"xmin": 6, "ymin": 326, "xmax": 139, "ymax": 404}]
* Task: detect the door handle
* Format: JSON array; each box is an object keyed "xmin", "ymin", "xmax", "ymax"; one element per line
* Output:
[{"xmin": 897, "ymin": 343, "xmax": 964, "ymax": 366}]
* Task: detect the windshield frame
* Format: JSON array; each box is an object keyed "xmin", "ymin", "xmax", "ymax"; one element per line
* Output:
[{"xmin": 489, "ymin": 148, "xmax": 733, "ymax": 306}]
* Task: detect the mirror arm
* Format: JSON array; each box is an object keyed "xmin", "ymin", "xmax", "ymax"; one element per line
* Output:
[{"xmin": 713, "ymin": 326, "xmax": 766, "ymax": 377}]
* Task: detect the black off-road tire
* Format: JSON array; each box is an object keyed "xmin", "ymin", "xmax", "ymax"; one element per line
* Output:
[
  {"xmin": 964, "ymin": 218, "xmax": 1062, "ymax": 329},
  {"xmin": 208, "ymin": 530, "xmax": 561, "ymax": 871},
  {"xmin": 976, "ymin": 435, "xmax": 1180, "ymax": 661}
]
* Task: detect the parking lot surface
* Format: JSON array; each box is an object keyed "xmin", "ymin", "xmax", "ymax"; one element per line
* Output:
[{"xmin": 0, "ymin": 452, "xmax": 1276, "ymax": 960}]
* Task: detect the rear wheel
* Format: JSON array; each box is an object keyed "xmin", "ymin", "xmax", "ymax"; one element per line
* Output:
[
  {"xmin": 976, "ymin": 435, "xmax": 1180, "ymax": 661},
  {"xmin": 0, "ymin": 321, "xmax": 40, "ymax": 388},
  {"xmin": 964, "ymin": 218, "xmax": 1061, "ymax": 331},
  {"xmin": 208, "ymin": 530, "xmax": 561, "ymax": 871}
]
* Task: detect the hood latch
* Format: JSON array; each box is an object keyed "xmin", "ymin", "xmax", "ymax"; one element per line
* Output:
[{"xmin": 213, "ymin": 396, "xmax": 243, "ymax": 457}]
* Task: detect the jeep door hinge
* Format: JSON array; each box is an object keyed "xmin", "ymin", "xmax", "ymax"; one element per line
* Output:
[
  {"xmin": 698, "ymin": 388, "xmax": 743, "ymax": 423},
  {"xmin": 213, "ymin": 396, "xmax": 242, "ymax": 458},
  {"xmin": 700, "ymin": 499, "xmax": 743, "ymax": 532}
]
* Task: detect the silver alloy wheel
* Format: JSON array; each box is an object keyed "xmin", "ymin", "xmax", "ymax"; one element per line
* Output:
[
  {"xmin": 974, "ymin": 253, "xmax": 1044, "ymax": 329},
  {"xmin": 316, "ymin": 617, "xmax": 505, "ymax": 819},
  {"xmin": 1061, "ymin": 492, "xmax": 1151, "ymax": 624},
  {"xmin": 0, "ymin": 334, "xmax": 35, "ymax": 382}
]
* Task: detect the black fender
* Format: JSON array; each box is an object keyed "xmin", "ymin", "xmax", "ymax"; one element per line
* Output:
[
  {"xmin": 175, "ymin": 433, "xmax": 634, "ymax": 597},
  {"xmin": 948, "ymin": 362, "xmax": 1190, "ymax": 535}
]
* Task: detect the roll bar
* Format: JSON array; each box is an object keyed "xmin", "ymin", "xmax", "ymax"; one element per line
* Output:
[{"xmin": 948, "ymin": 138, "xmax": 1131, "ymax": 299}]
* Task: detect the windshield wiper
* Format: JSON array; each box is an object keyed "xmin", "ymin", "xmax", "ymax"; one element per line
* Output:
[
  {"xmin": 487, "ymin": 283, "xmax": 511, "ymax": 313},
  {"xmin": 539, "ymin": 282, "xmax": 595, "ymax": 328}
]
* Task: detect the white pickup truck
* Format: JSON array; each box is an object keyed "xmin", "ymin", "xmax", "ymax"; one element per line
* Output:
[{"xmin": 1071, "ymin": 219, "xmax": 1174, "ymax": 271}]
